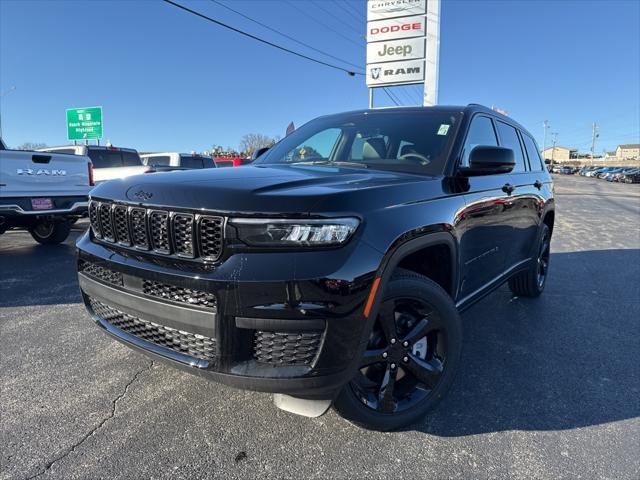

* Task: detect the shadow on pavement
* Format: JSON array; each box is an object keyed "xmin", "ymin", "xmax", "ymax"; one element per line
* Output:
[{"xmin": 411, "ymin": 248, "xmax": 640, "ymax": 436}]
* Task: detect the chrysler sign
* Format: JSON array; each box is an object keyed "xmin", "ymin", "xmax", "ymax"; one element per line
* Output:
[{"xmin": 367, "ymin": 0, "xmax": 426, "ymax": 21}]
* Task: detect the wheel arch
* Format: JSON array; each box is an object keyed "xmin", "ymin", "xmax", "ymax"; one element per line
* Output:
[{"xmin": 364, "ymin": 230, "xmax": 459, "ymax": 322}]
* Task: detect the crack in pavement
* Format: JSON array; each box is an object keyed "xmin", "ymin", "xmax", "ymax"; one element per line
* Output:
[{"xmin": 26, "ymin": 361, "xmax": 154, "ymax": 480}]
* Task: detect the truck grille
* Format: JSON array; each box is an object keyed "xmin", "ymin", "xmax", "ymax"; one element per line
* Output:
[
  {"xmin": 254, "ymin": 331, "xmax": 323, "ymax": 366},
  {"xmin": 89, "ymin": 199, "xmax": 224, "ymax": 262},
  {"xmin": 89, "ymin": 298, "xmax": 217, "ymax": 363}
]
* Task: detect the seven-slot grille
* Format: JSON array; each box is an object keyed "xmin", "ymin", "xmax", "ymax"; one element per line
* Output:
[{"xmin": 89, "ymin": 200, "xmax": 223, "ymax": 261}]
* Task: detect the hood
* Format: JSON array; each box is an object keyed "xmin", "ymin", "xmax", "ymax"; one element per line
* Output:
[{"xmin": 90, "ymin": 164, "xmax": 439, "ymax": 216}]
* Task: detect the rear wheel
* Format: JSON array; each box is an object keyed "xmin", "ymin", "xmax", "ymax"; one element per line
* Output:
[
  {"xmin": 29, "ymin": 220, "xmax": 71, "ymax": 245},
  {"xmin": 334, "ymin": 270, "xmax": 462, "ymax": 431},
  {"xmin": 508, "ymin": 224, "xmax": 551, "ymax": 297}
]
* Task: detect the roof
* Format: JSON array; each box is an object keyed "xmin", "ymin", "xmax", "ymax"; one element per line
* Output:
[
  {"xmin": 542, "ymin": 146, "xmax": 577, "ymax": 152},
  {"xmin": 617, "ymin": 144, "xmax": 640, "ymax": 149}
]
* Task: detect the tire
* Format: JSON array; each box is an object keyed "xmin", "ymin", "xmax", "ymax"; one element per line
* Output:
[
  {"xmin": 508, "ymin": 224, "xmax": 551, "ymax": 298},
  {"xmin": 334, "ymin": 270, "xmax": 462, "ymax": 431},
  {"xmin": 29, "ymin": 221, "xmax": 71, "ymax": 245}
]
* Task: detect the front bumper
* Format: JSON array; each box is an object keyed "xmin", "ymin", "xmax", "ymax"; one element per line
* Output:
[{"xmin": 76, "ymin": 231, "xmax": 382, "ymax": 398}]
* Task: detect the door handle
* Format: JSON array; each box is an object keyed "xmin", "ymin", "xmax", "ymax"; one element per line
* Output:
[
  {"xmin": 534, "ymin": 179, "xmax": 543, "ymax": 189},
  {"xmin": 502, "ymin": 183, "xmax": 515, "ymax": 194}
]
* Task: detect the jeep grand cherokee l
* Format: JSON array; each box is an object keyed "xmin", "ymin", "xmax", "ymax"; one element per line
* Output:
[{"xmin": 77, "ymin": 105, "xmax": 554, "ymax": 431}]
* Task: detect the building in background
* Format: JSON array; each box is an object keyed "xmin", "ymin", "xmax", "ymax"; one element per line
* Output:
[
  {"xmin": 616, "ymin": 144, "xmax": 640, "ymax": 160},
  {"xmin": 542, "ymin": 146, "xmax": 577, "ymax": 162}
]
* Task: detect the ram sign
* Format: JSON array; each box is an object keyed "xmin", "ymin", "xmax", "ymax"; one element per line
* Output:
[{"xmin": 367, "ymin": 59, "xmax": 425, "ymax": 86}]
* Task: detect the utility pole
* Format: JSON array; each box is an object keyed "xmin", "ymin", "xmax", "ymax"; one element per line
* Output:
[
  {"xmin": 551, "ymin": 132, "xmax": 558, "ymax": 163},
  {"xmin": 590, "ymin": 122, "xmax": 599, "ymax": 166},
  {"xmin": 542, "ymin": 120, "xmax": 549, "ymax": 160}
]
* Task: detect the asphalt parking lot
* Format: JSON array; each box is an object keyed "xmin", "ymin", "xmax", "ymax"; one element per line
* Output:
[{"xmin": 1, "ymin": 175, "xmax": 639, "ymax": 480}]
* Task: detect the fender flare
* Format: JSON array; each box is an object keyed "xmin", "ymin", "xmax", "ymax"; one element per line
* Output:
[{"xmin": 364, "ymin": 230, "xmax": 459, "ymax": 326}]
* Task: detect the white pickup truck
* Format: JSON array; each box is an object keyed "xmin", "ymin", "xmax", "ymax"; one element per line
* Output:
[{"xmin": 0, "ymin": 138, "xmax": 92, "ymax": 244}]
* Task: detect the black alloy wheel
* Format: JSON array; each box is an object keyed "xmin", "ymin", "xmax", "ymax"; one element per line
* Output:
[
  {"xmin": 334, "ymin": 270, "xmax": 462, "ymax": 431},
  {"xmin": 351, "ymin": 297, "xmax": 446, "ymax": 414},
  {"xmin": 536, "ymin": 227, "xmax": 551, "ymax": 289}
]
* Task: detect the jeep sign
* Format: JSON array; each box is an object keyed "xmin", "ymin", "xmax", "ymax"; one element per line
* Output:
[
  {"xmin": 367, "ymin": 15, "xmax": 426, "ymax": 43},
  {"xmin": 366, "ymin": 37, "xmax": 425, "ymax": 64},
  {"xmin": 367, "ymin": 0, "xmax": 426, "ymax": 21},
  {"xmin": 366, "ymin": 59, "xmax": 425, "ymax": 86}
]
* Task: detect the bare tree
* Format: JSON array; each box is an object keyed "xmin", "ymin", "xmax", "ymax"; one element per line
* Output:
[
  {"xmin": 16, "ymin": 142, "xmax": 48, "ymax": 151},
  {"xmin": 239, "ymin": 133, "xmax": 279, "ymax": 157}
]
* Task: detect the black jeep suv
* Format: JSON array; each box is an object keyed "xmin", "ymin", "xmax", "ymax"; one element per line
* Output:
[{"xmin": 77, "ymin": 105, "xmax": 554, "ymax": 430}]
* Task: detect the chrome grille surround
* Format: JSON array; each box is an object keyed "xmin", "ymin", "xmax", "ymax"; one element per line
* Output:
[{"xmin": 88, "ymin": 199, "xmax": 224, "ymax": 262}]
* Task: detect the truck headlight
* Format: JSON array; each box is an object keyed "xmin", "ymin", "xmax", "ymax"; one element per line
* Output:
[{"xmin": 230, "ymin": 217, "xmax": 359, "ymax": 247}]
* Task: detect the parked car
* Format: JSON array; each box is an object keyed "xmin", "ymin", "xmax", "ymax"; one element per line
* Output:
[
  {"xmin": 77, "ymin": 104, "xmax": 554, "ymax": 431},
  {"xmin": 40, "ymin": 145, "xmax": 149, "ymax": 184},
  {"xmin": 213, "ymin": 157, "xmax": 252, "ymax": 168},
  {"xmin": 617, "ymin": 168, "xmax": 640, "ymax": 182},
  {"xmin": 623, "ymin": 172, "xmax": 640, "ymax": 183},
  {"xmin": 0, "ymin": 138, "xmax": 91, "ymax": 244},
  {"xmin": 141, "ymin": 152, "xmax": 218, "ymax": 170},
  {"xmin": 559, "ymin": 166, "xmax": 574, "ymax": 174}
]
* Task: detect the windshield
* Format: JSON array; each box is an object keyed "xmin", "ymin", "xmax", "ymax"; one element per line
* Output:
[{"xmin": 256, "ymin": 110, "xmax": 461, "ymax": 175}]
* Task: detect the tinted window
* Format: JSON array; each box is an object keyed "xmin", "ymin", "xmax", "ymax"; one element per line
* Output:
[
  {"xmin": 215, "ymin": 160, "xmax": 234, "ymax": 168},
  {"xmin": 144, "ymin": 155, "xmax": 171, "ymax": 166},
  {"xmin": 122, "ymin": 150, "xmax": 142, "ymax": 167},
  {"xmin": 496, "ymin": 121, "xmax": 526, "ymax": 172},
  {"xmin": 462, "ymin": 116, "xmax": 497, "ymax": 166},
  {"xmin": 88, "ymin": 150, "xmax": 122, "ymax": 168},
  {"xmin": 180, "ymin": 156, "xmax": 205, "ymax": 169},
  {"xmin": 521, "ymin": 134, "xmax": 544, "ymax": 171},
  {"xmin": 258, "ymin": 111, "xmax": 461, "ymax": 175}
]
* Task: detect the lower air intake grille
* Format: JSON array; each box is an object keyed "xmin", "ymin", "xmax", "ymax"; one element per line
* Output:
[
  {"xmin": 142, "ymin": 280, "xmax": 217, "ymax": 309},
  {"xmin": 254, "ymin": 331, "xmax": 322, "ymax": 366},
  {"xmin": 89, "ymin": 298, "xmax": 217, "ymax": 362},
  {"xmin": 79, "ymin": 260, "xmax": 123, "ymax": 286}
]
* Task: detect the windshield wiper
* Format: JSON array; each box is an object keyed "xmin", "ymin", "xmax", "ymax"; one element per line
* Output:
[{"xmin": 291, "ymin": 160, "xmax": 368, "ymax": 169}]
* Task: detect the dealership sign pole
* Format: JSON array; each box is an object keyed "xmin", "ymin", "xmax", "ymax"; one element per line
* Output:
[{"xmin": 366, "ymin": 0, "xmax": 440, "ymax": 107}]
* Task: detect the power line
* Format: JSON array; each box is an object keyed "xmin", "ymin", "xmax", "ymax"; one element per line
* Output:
[
  {"xmin": 333, "ymin": 0, "xmax": 362, "ymax": 23},
  {"xmin": 285, "ymin": 0, "xmax": 364, "ymax": 48},
  {"xmin": 207, "ymin": 0, "xmax": 363, "ymax": 71},
  {"xmin": 341, "ymin": 0, "xmax": 363, "ymax": 19},
  {"xmin": 382, "ymin": 87, "xmax": 401, "ymax": 106},
  {"xmin": 162, "ymin": 0, "xmax": 362, "ymax": 76},
  {"xmin": 310, "ymin": 0, "xmax": 364, "ymax": 38}
]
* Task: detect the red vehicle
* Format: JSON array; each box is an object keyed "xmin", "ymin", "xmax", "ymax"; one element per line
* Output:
[{"xmin": 213, "ymin": 157, "xmax": 252, "ymax": 168}]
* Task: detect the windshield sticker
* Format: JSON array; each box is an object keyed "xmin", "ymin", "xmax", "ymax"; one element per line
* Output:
[{"xmin": 437, "ymin": 124, "xmax": 450, "ymax": 136}]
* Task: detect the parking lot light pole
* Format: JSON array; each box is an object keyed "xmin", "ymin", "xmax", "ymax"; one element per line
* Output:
[{"xmin": 0, "ymin": 85, "xmax": 17, "ymax": 139}]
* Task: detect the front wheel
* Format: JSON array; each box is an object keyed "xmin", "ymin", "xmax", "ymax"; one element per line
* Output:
[
  {"xmin": 29, "ymin": 220, "xmax": 71, "ymax": 245},
  {"xmin": 334, "ymin": 270, "xmax": 462, "ymax": 431}
]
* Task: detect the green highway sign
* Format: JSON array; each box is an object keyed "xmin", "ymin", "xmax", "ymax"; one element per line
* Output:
[{"xmin": 66, "ymin": 106, "xmax": 103, "ymax": 140}]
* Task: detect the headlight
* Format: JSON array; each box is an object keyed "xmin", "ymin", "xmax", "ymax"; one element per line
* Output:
[{"xmin": 230, "ymin": 217, "xmax": 359, "ymax": 247}]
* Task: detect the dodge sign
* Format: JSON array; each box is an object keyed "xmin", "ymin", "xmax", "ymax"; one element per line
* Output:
[{"xmin": 367, "ymin": 15, "xmax": 426, "ymax": 43}]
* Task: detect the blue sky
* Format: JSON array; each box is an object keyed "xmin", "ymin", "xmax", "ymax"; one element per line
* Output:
[{"xmin": 1, "ymin": 0, "xmax": 639, "ymax": 154}]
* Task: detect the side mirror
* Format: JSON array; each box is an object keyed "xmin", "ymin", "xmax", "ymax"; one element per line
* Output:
[
  {"xmin": 459, "ymin": 146, "xmax": 515, "ymax": 176},
  {"xmin": 251, "ymin": 147, "xmax": 270, "ymax": 161}
]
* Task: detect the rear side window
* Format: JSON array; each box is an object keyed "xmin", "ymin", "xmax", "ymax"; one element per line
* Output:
[
  {"xmin": 144, "ymin": 155, "xmax": 171, "ymax": 166},
  {"xmin": 496, "ymin": 121, "xmax": 527, "ymax": 172},
  {"xmin": 122, "ymin": 151, "xmax": 142, "ymax": 167},
  {"xmin": 461, "ymin": 116, "xmax": 498, "ymax": 166},
  {"xmin": 180, "ymin": 156, "xmax": 205, "ymax": 169},
  {"xmin": 88, "ymin": 150, "xmax": 122, "ymax": 168},
  {"xmin": 521, "ymin": 134, "xmax": 544, "ymax": 171}
]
